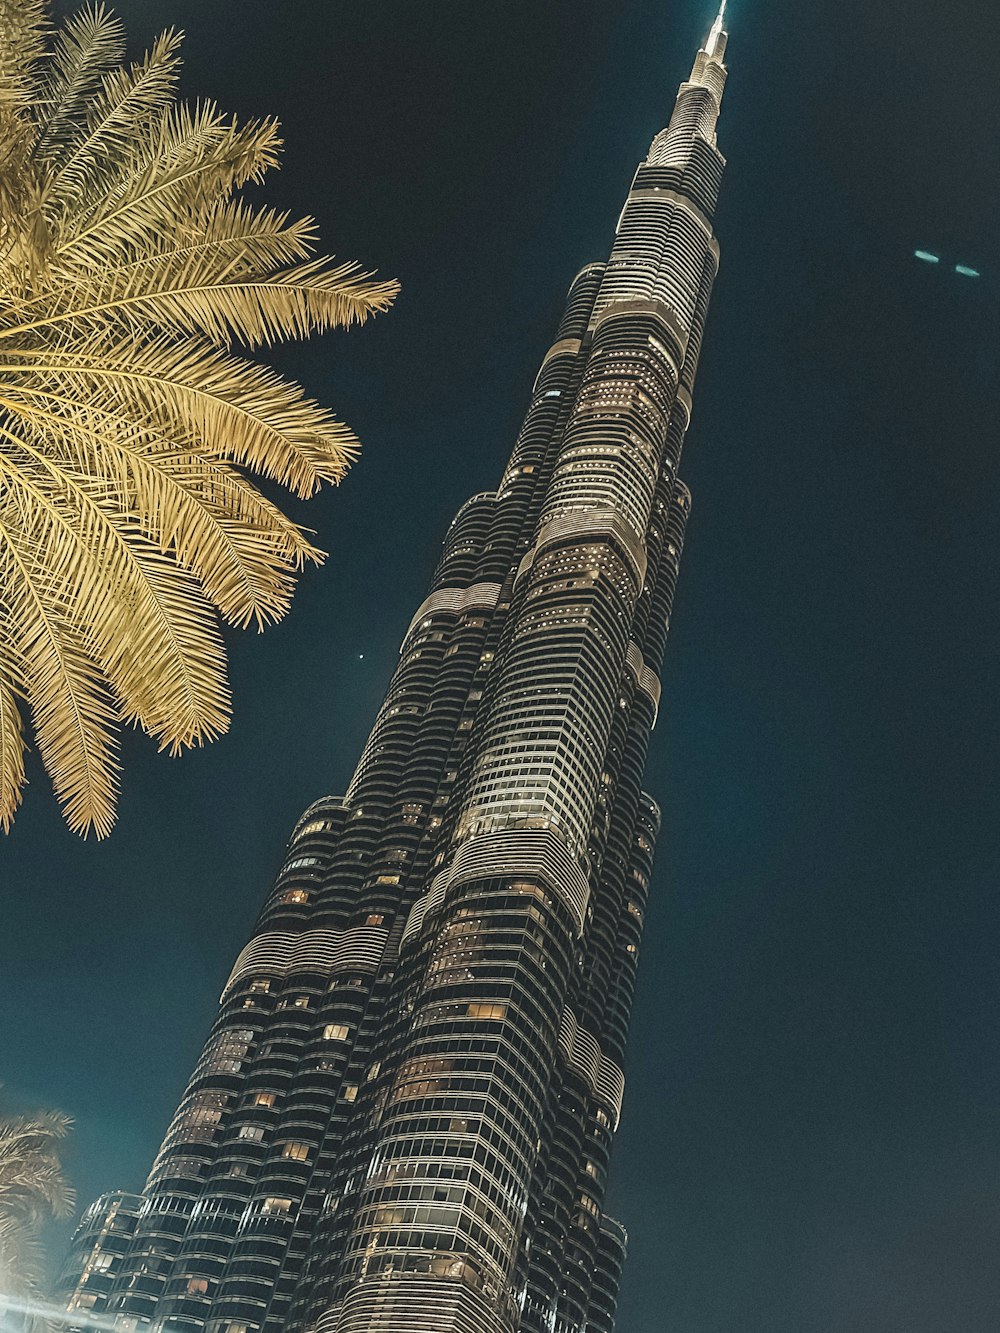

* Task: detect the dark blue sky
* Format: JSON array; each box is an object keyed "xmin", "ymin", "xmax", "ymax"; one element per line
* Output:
[{"xmin": 4, "ymin": 1, "xmax": 1000, "ymax": 1329}]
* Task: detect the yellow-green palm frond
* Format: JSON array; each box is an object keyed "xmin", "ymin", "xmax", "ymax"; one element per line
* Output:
[
  {"xmin": 55, "ymin": 102, "xmax": 286, "ymax": 270},
  {"xmin": 43, "ymin": 27, "xmax": 184, "ymax": 216},
  {"xmin": 0, "ymin": 0, "xmax": 46, "ymax": 248},
  {"xmin": 0, "ymin": 0, "xmax": 398, "ymax": 836},
  {"xmin": 0, "ymin": 1106, "xmax": 74, "ymax": 1322},
  {"xmin": 0, "ymin": 0, "xmax": 47, "ymax": 105},
  {"xmin": 33, "ymin": 4, "xmax": 126, "ymax": 158},
  {"xmin": 0, "ymin": 649, "xmax": 26, "ymax": 832}
]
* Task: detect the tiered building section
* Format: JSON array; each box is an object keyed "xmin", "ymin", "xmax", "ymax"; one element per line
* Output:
[{"xmin": 63, "ymin": 11, "xmax": 731, "ymax": 1333}]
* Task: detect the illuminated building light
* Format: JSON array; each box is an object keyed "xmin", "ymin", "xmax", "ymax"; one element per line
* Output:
[
  {"xmin": 914, "ymin": 250, "xmax": 941, "ymax": 263},
  {"xmin": 955, "ymin": 264, "xmax": 981, "ymax": 278}
]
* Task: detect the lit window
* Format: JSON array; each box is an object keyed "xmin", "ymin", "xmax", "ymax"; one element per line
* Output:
[
  {"xmin": 282, "ymin": 889, "xmax": 309, "ymax": 905},
  {"xmin": 365, "ymin": 913, "xmax": 385, "ymax": 927},
  {"xmin": 293, "ymin": 996, "xmax": 310, "ymax": 1009},
  {"xmin": 466, "ymin": 1002, "xmax": 507, "ymax": 1020},
  {"xmin": 323, "ymin": 1024, "xmax": 350, "ymax": 1041},
  {"xmin": 284, "ymin": 856, "xmax": 320, "ymax": 871},
  {"xmin": 342, "ymin": 1085, "xmax": 359, "ymax": 1103},
  {"xmin": 238, "ymin": 1125, "xmax": 264, "ymax": 1141},
  {"xmin": 375, "ymin": 875, "xmax": 400, "ymax": 886},
  {"xmin": 260, "ymin": 1197, "xmax": 293, "ymax": 1215},
  {"xmin": 185, "ymin": 1277, "xmax": 209, "ymax": 1295},
  {"xmin": 281, "ymin": 1142, "xmax": 310, "ymax": 1162},
  {"xmin": 249, "ymin": 979, "xmax": 270, "ymax": 994}
]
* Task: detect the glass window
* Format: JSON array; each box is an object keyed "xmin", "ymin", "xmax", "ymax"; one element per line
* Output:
[
  {"xmin": 323, "ymin": 1024, "xmax": 349, "ymax": 1042},
  {"xmin": 260, "ymin": 1197, "xmax": 293, "ymax": 1215}
]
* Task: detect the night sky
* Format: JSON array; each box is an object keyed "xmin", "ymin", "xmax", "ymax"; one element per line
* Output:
[{"xmin": 3, "ymin": 1, "xmax": 1000, "ymax": 1329}]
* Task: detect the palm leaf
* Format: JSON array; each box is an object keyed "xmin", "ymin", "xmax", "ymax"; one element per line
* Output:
[
  {"xmin": 0, "ymin": 0, "xmax": 397, "ymax": 835},
  {"xmin": 44, "ymin": 27, "xmax": 183, "ymax": 214},
  {"xmin": 0, "ymin": 1106, "xmax": 74, "ymax": 1328},
  {"xmin": 33, "ymin": 3, "xmax": 126, "ymax": 157},
  {"xmin": 55, "ymin": 102, "xmax": 285, "ymax": 267},
  {"xmin": 0, "ymin": 659, "xmax": 26, "ymax": 832}
]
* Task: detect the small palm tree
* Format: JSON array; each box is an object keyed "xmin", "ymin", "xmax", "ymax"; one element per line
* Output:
[
  {"xmin": 0, "ymin": 0, "xmax": 398, "ymax": 836},
  {"xmin": 0, "ymin": 1109, "xmax": 74, "ymax": 1329}
]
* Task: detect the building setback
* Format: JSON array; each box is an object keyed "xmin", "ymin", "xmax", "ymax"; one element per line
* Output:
[{"xmin": 63, "ymin": 10, "xmax": 732, "ymax": 1333}]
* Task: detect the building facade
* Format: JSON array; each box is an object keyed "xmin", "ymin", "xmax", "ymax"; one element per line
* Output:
[{"xmin": 63, "ymin": 10, "xmax": 732, "ymax": 1333}]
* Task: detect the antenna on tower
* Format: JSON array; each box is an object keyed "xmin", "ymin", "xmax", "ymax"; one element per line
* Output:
[{"xmin": 706, "ymin": 0, "xmax": 728, "ymax": 57}]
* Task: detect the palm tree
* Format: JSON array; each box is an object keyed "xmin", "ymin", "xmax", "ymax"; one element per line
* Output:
[
  {"xmin": 0, "ymin": 1, "xmax": 398, "ymax": 836},
  {"xmin": 0, "ymin": 1109, "xmax": 74, "ymax": 1329}
]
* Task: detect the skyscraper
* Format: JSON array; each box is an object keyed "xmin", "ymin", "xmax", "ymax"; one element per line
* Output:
[{"xmin": 64, "ymin": 9, "xmax": 732, "ymax": 1332}]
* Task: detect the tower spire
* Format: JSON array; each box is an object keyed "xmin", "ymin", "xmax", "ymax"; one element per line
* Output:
[{"xmin": 706, "ymin": 1, "xmax": 728, "ymax": 58}]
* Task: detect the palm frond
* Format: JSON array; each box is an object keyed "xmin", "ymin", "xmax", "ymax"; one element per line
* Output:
[
  {"xmin": 0, "ymin": 1106, "xmax": 74, "ymax": 1320},
  {"xmin": 33, "ymin": 3, "xmax": 126, "ymax": 157},
  {"xmin": 44, "ymin": 27, "xmax": 183, "ymax": 214},
  {"xmin": 3, "ymin": 335, "xmax": 362, "ymax": 495},
  {"xmin": 55, "ymin": 101, "xmax": 285, "ymax": 267},
  {"xmin": 0, "ymin": 0, "xmax": 46, "ymax": 256},
  {"xmin": 1, "ymin": 412, "xmax": 232, "ymax": 756},
  {"xmin": 0, "ymin": 0, "xmax": 397, "ymax": 835},
  {"xmin": 0, "ymin": 488, "xmax": 121, "ymax": 837},
  {"xmin": 3, "ymin": 223, "xmax": 398, "ymax": 350},
  {"xmin": 5, "ymin": 383, "xmax": 316, "ymax": 624},
  {"xmin": 0, "ymin": 0, "xmax": 48, "ymax": 106},
  {"xmin": 0, "ymin": 660, "xmax": 26, "ymax": 832}
]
